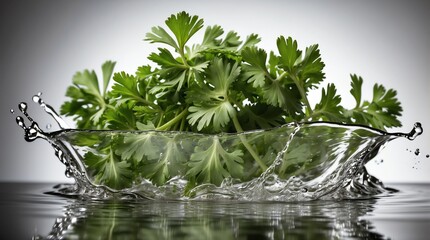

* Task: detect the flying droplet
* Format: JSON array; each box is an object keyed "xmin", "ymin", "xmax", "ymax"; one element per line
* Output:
[
  {"xmin": 406, "ymin": 122, "xmax": 423, "ymax": 140},
  {"xmin": 18, "ymin": 102, "xmax": 27, "ymax": 113},
  {"xmin": 10, "ymin": 109, "xmax": 14, "ymax": 114},
  {"xmin": 16, "ymin": 116, "xmax": 26, "ymax": 129},
  {"xmin": 426, "ymin": 154, "xmax": 429, "ymax": 158},
  {"xmin": 46, "ymin": 123, "xmax": 52, "ymax": 130},
  {"xmin": 65, "ymin": 168, "xmax": 72, "ymax": 178},
  {"xmin": 414, "ymin": 149, "xmax": 420, "ymax": 156},
  {"xmin": 32, "ymin": 95, "xmax": 43, "ymax": 105}
]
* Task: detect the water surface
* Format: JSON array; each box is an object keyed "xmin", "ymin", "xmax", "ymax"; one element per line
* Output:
[{"xmin": 1, "ymin": 182, "xmax": 429, "ymax": 239}]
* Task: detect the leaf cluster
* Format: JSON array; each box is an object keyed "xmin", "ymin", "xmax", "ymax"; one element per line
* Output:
[{"xmin": 60, "ymin": 11, "xmax": 403, "ymax": 189}]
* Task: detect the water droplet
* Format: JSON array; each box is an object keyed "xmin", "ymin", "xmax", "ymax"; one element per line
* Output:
[
  {"xmin": 10, "ymin": 109, "xmax": 14, "ymax": 114},
  {"xmin": 406, "ymin": 122, "xmax": 423, "ymax": 140},
  {"xmin": 46, "ymin": 123, "xmax": 52, "ymax": 130},
  {"xmin": 32, "ymin": 95, "xmax": 43, "ymax": 105},
  {"xmin": 65, "ymin": 169, "xmax": 72, "ymax": 178},
  {"xmin": 16, "ymin": 116, "xmax": 25, "ymax": 129},
  {"xmin": 414, "ymin": 148, "xmax": 420, "ymax": 156},
  {"xmin": 37, "ymin": 92, "xmax": 42, "ymax": 96},
  {"xmin": 18, "ymin": 102, "xmax": 27, "ymax": 113}
]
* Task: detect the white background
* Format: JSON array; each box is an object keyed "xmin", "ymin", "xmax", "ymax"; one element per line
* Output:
[{"xmin": 1, "ymin": 0, "xmax": 429, "ymax": 183}]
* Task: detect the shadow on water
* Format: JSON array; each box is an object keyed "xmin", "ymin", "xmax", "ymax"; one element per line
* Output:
[{"xmin": 30, "ymin": 184, "xmax": 387, "ymax": 240}]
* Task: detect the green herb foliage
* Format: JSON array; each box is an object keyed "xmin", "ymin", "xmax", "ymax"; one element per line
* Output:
[{"xmin": 60, "ymin": 12, "xmax": 402, "ymax": 189}]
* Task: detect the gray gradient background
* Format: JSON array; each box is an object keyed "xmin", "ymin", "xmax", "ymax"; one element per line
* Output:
[{"xmin": 1, "ymin": 0, "xmax": 429, "ymax": 183}]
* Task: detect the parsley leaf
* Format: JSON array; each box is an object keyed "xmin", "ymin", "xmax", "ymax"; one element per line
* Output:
[
  {"xmin": 187, "ymin": 58, "xmax": 240, "ymax": 131},
  {"xmin": 346, "ymin": 74, "xmax": 402, "ymax": 129},
  {"xmin": 187, "ymin": 136, "xmax": 243, "ymax": 185},
  {"xmin": 85, "ymin": 146, "xmax": 132, "ymax": 190},
  {"xmin": 115, "ymin": 132, "xmax": 160, "ymax": 164},
  {"xmin": 311, "ymin": 83, "xmax": 345, "ymax": 122},
  {"xmin": 241, "ymin": 46, "xmax": 270, "ymax": 88},
  {"xmin": 60, "ymin": 61, "xmax": 116, "ymax": 129},
  {"xmin": 141, "ymin": 136, "xmax": 188, "ymax": 185},
  {"xmin": 146, "ymin": 12, "xmax": 203, "ymax": 53}
]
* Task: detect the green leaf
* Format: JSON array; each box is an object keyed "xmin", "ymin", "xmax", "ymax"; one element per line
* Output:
[
  {"xmin": 142, "ymin": 137, "xmax": 187, "ymax": 185},
  {"xmin": 110, "ymin": 72, "xmax": 144, "ymax": 106},
  {"xmin": 145, "ymin": 26, "xmax": 179, "ymax": 51},
  {"xmin": 185, "ymin": 25, "xmax": 223, "ymax": 59},
  {"xmin": 85, "ymin": 148, "xmax": 132, "ymax": 189},
  {"xmin": 72, "ymin": 70, "xmax": 101, "ymax": 99},
  {"xmin": 241, "ymin": 47, "xmax": 270, "ymax": 88},
  {"xmin": 187, "ymin": 136, "xmax": 243, "ymax": 185},
  {"xmin": 104, "ymin": 105, "xmax": 137, "ymax": 130},
  {"xmin": 188, "ymin": 102, "xmax": 236, "ymax": 131},
  {"xmin": 366, "ymin": 85, "xmax": 402, "ymax": 129},
  {"xmin": 239, "ymin": 34, "xmax": 261, "ymax": 51},
  {"xmin": 279, "ymin": 143, "xmax": 312, "ymax": 177},
  {"xmin": 346, "ymin": 76, "xmax": 402, "ymax": 129},
  {"xmin": 350, "ymin": 74, "xmax": 363, "ymax": 108},
  {"xmin": 312, "ymin": 83, "xmax": 345, "ymax": 122},
  {"xmin": 219, "ymin": 31, "xmax": 242, "ymax": 50},
  {"xmin": 149, "ymin": 48, "xmax": 208, "ymax": 94},
  {"xmin": 201, "ymin": 25, "xmax": 224, "ymax": 48},
  {"xmin": 101, "ymin": 61, "xmax": 116, "ymax": 95},
  {"xmin": 149, "ymin": 48, "xmax": 185, "ymax": 69},
  {"xmin": 277, "ymin": 36, "xmax": 301, "ymax": 72},
  {"xmin": 165, "ymin": 11, "xmax": 204, "ymax": 51},
  {"xmin": 238, "ymin": 104, "xmax": 284, "ymax": 130},
  {"xmin": 299, "ymin": 44, "xmax": 325, "ymax": 90},
  {"xmin": 145, "ymin": 11, "xmax": 203, "ymax": 52},
  {"xmin": 262, "ymin": 80, "xmax": 302, "ymax": 114},
  {"xmin": 268, "ymin": 51, "xmax": 280, "ymax": 76},
  {"xmin": 60, "ymin": 61, "xmax": 116, "ymax": 128},
  {"xmin": 187, "ymin": 58, "xmax": 240, "ymax": 131},
  {"xmin": 115, "ymin": 132, "xmax": 161, "ymax": 164}
]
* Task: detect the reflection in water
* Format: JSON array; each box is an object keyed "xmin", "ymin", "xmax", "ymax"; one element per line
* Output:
[
  {"xmin": 32, "ymin": 185, "xmax": 386, "ymax": 240},
  {"xmin": 3, "ymin": 183, "xmax": 430, "ymax": 239}
]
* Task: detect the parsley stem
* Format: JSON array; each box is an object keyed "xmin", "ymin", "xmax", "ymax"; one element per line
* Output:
[
  {"xmin": 156, "ymin": 108, "xmax": 188, "ymax": 131},
  {"xmin": 291, "ymin": 74, "xmax": 313, "ymax": 115},
  {"xmin": 179, "ymin": 115, "xmax": 186, "ymax": 131},
  {"xmin": 275, "ymin": 71, "xmax": 288, "ymax": 82},
  {"xmin": 179, "ymin": 48, "xmax": 190, "ymax": 68},
  {"xmin": 135, "ymin": 96, "xmax": 159, "ymax": 109},
  {"xmin": 232, "ymin": 114, "xmax": 268, "ymax": 171}
]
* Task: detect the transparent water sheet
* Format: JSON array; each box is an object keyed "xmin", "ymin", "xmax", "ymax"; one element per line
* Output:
[{"xmin": 14, "ymin": 99, "xmax": 423, "ymax": 201}]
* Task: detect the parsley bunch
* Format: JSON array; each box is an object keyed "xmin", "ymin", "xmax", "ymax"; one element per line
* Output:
[{"xmin": 60, "ymin": 12, "xmax": 402, "ymax": 189}]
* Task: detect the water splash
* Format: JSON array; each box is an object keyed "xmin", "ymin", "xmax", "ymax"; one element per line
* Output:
[
  {"xmin": 15, "ymin": 102, "xmax": 46, "ymax": 142},
  {"xmin": 13, "ymin": 96, "xmax": 424, "ymax": 201},
  {"xmin": 32, "ymin": 93, "xmax": 69, "ymax": 129}
]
